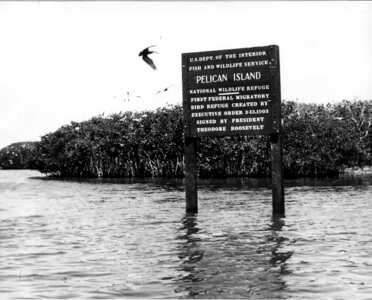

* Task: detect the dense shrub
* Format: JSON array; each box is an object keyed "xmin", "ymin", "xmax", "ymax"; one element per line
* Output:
[
  {"xmin": 4, "ymin": 100, "xmax": 370, "ymax": 178},
  {"xmin": 197, "ymin": 99, "xmax": 371, "ymax": 177},
  {"xmin": 33, "ymin": 106, "xmax": 185, "ymax": 177},
  {"xmin": 282, "ymin": 100, "xmax": 372, "ymax": 176},
  {"xmin": 0, "ymin": 142, "xmax": 38, "ymax": 169}
]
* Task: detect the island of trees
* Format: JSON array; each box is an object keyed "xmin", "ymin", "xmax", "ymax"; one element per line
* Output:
[{"xmin": 1, "ymin": 99, "xmax": 371, "ymax": 178}]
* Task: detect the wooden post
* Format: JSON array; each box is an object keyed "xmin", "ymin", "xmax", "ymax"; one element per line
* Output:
[
  {"xmin": 271, "ymin": 133, "xmax": 284, "ymax": 213},
  {"xmin": 269, "ymin": 45, "xmax": 284, "ymax": 214},
  {"xmin": 184, "ymin": 136, "xmax": 198, "ymax": 212}
]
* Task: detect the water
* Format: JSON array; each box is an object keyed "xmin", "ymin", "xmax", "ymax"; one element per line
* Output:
[{"xmin": 1, "ymin": 170, "xmax": 372, "ymax": 299}]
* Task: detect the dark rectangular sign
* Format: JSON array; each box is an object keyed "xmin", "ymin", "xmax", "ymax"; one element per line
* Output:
[{"xmin": 182, "ymin": 45, "xmax": 281, "ymax": 137}]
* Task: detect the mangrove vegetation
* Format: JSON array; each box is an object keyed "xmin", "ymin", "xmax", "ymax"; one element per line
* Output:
[
  {"xmin": 1, "ymin": 100, "xmax": 371, "ymax": 178},
  {"xmin": 0, "ymin": 142, "xmax": 38, "ymax": 169}
]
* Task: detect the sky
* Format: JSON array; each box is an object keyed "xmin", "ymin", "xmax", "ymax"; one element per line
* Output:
[{"xmin": 0, "ymin": 1, "xmax": 372, "ymax": 149}]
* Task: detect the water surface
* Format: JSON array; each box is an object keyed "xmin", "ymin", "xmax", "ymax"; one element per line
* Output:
[{"xmin": 1, "ymin": 170, "xmax": 372, "ymax": 299}]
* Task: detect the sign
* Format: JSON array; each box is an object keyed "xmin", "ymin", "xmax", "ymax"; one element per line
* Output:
[
  {"xmin": 182, "ymin": 45, "xmax": 281, "ymax": 137},
  {"xmin": 182, "ymin": 45, "xmax": 284, "ymax": 213}
]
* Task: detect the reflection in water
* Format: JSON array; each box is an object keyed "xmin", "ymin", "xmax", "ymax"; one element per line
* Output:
[
  {"xmin": 2, "ymin": 170, "xmax": 372, "ymax": 299},
  {"xmin": 267, "ymin": 213, "xmax": 293, "ymax": 293},
  {"xmin": 175, "ymin": 213, "xmax": 205, "ymax": 296},
  {"xmin": 178, "ymin": 213, "xmax": 204, "ymax": 265},
  {"xmin": 173, "ymin": 210, "xmax": 294, "ymax": 298},
  {"xmin": 269, "ymin": 213, "xmax": 293, "ymax": 267}
]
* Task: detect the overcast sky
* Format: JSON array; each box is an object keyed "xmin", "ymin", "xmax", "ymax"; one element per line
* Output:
[{"xmin": 0, "ymin": 1, "xmax": 371, "ymax": 149}]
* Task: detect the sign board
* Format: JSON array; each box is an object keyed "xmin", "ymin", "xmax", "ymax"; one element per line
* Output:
[{"xmin": 182, "ymin": 45, "xmax": 281, "ymax": 137}]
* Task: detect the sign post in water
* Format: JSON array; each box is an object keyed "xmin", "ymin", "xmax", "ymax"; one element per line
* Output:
[{"xmin": 182, "ymin": 45, "xmax": 284, "ymax": 213}]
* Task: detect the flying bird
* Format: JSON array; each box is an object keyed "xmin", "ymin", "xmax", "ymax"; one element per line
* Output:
[
  {"xmin": 155, "ymin": 85, "xmax": 174, "ymax": 95},
  {"xmin": 124, "ymin": 91, "xmax": 142, "ymax": 102},
  {"xmin": 139, "ymin": 45, "xmax": 158, "ymax": 70},
  {"xmin": 124, "ymin": 91, "xmax": 130, "ymax": 102}
]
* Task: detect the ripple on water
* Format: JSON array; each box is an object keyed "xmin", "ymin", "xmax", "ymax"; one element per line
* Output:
[{"xmin": 0, "ymin": 170, "xmax": 372, "ymax": 299}]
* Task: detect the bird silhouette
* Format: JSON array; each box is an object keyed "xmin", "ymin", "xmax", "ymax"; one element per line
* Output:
[
  {"xmin": 155, "ymin": 85, "xmax": 174, "ymax": 95},
  {"xmin": 124, "ymin": 91, "xmax": 130, "ymax": 102},
  {"xmin": 124, "ymin": 91, "xmax": 142, "ymax": 102},
  {"xmin": 139, "ymin": 45, "xmax": 158, "ymax": 70}
]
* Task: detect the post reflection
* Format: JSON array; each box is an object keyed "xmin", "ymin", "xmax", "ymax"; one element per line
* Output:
[
  {"xmin": 173, "ymin": 211, "xmax": 293, "ymax": 298},
  {"xmin": 174, "ymin": 212, "xmax": 205, "ymax": 296},
  {"xmin": 269, "ymin": 213, "xmax": 293, "ymax": 266},
  {"xmin": 267, "ymin": 213, "xmax": 293, "ymax": 291}
]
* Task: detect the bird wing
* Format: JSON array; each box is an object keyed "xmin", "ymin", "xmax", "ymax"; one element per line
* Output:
[
  {"xmin": 142, "ymin": 56, "xmax": 157, "ymax": 70},
  {"xmin": 139, "ymin": 45, "xmax": 157, "ymax": 56}
]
